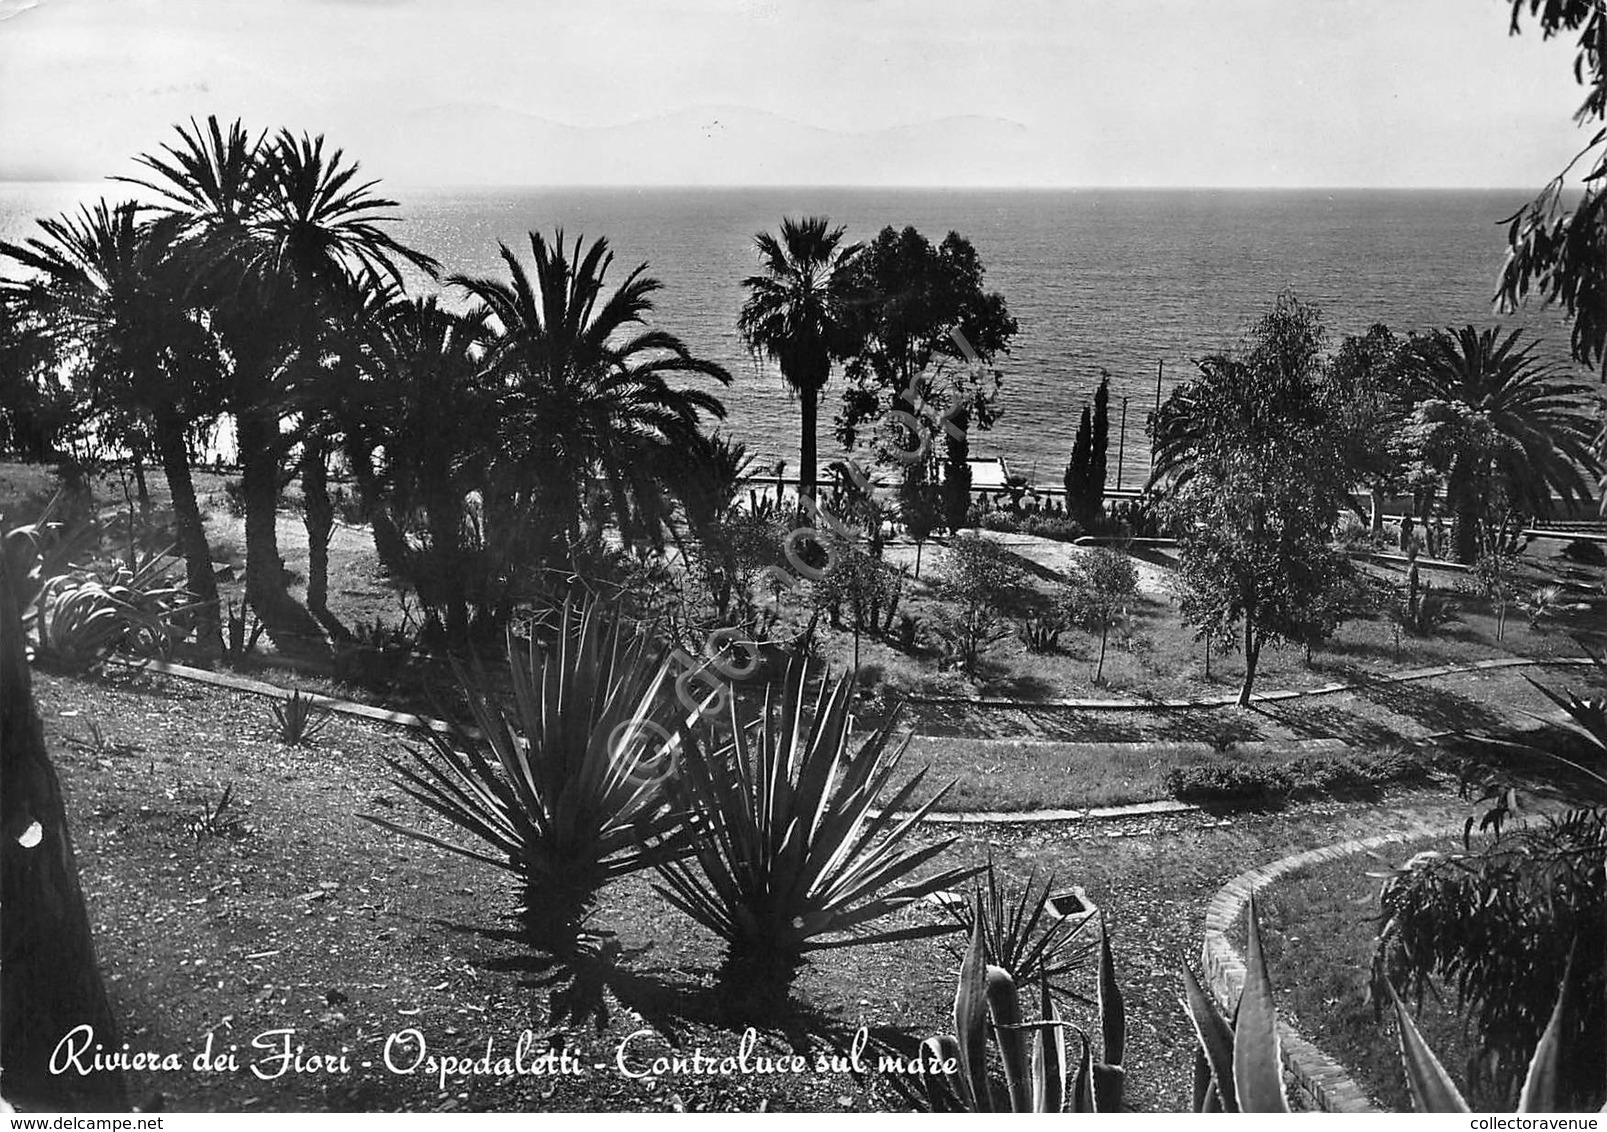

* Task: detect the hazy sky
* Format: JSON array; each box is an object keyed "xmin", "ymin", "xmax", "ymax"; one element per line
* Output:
[{"xmin": 0, "ymin": 0, "xmax": 1592, "ymax": 187}]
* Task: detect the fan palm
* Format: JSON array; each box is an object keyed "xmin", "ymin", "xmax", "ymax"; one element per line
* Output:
[
  {"xmin": 451, "ymin": 230, "xmax": 730, "ymax": 558},
  {"xmin": 737, "ymin": 216, "xmax": 861, "ymax": 506},
  {"xmin": 0, "ymin": 200, "xmax": 224, "ymax": 649},
  {"xmin": 1408, "ymin": 326, "xmax": 1600, "ymax": 563}
]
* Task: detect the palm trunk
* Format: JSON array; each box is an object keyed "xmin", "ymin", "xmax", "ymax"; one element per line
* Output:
[
  {"xmin": 1448, "ymin": 455, "xmax": 1480, "ymax": 565},
  {"xmin": 301, "ymin": 437, "xmax": 334, "ymax": 618},
  {"xmin": 153, "ymin": 412, "xmax": 221, "ymax": 654},
  {"xmin": 1, "ymin": 542, "xmax": 129, "ymax": 1112},
  {"xmin": 238, "ymin": 408, "xmax": 324, "ymax": 657},
  {"xmin": 799, "ymin": 385, "xmax": 819, "ymax": 508}
]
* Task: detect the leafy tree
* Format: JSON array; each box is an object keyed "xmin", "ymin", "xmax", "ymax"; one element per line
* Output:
[
  {"xmin": 1152, "ymin": 292, "xmax": 1351, "ymax": 705},
  {"xmin": 897, "ymin": 471, "xmax": 942, "ymax": 578},
  {"xmin": 454, "ymin": 230, "xmax": 731, "ymax": 565},
  {"xmin": 1326, "ymin": 324, "xmax": 1413, "ymax": 531},
  {"xmin": 832, "ymin": 226, "xmax": 1016, "ymax": 535},
  {"xmin": 1, "ymin": 201, "xmax": 226, "ymax": 650},
  {"xmin": 1064, "ymin": 546, "xmax": 1140, "ymax": 684},
  {"xmin": 1405, "ymin": 326, "xmax": 1598, "ymax": 564},
  {"xmin": 737, "ymin": 216, "xmax": 860, "ymax": 506},
  {"xmin": 932, "ymin": 532, "xmax": 1025, "ymax": 677}
]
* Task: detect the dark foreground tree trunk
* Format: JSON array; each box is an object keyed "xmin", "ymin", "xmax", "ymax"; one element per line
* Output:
[
  {"xmin": 1, "ymin": 537, "xmax": 128, "ymax": 1111},
  {"xmin": 237, "ymin": 411, "xmax": 325, "ymax": 659},
  {"xmin": 944, "ymin": 407, "xmax": 972, "ymax": 533},
  {"xmin": 153, "ymin": 414, "xmax": 220, "ymax": 655},
  {"xmin": 798, "ymin": 385, "xmax": 818, "ymax": 508}
]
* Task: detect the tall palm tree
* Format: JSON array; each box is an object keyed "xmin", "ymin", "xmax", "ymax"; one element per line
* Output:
[
  {"xmin": 123, "ymin": 116, "xmax": 438, "ymax": 654},
  {"xmin": 737, "ymin": 216, "xmax": 860, "ymax": 505},
  {"xmin": 1408, "ymin": 325, "xmax": 1600, "ymax": 563},
  {"xmin": 0, "ymin": 200, "xmax": 225, "ymax": 649},
  {"xmin": 451, "ymin": 230, "xmax": 730, "ymax": 558}
]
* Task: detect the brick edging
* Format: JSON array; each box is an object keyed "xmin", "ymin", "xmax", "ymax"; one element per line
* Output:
[{"xmin": 1199, "ymin": 819, "xmax": 1453, "ymax": 1114}]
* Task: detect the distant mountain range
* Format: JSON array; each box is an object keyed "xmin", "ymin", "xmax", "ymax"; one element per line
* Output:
[{"xmin": 367, "ymin": 102, "xmax": 1049, "ymax": 187}]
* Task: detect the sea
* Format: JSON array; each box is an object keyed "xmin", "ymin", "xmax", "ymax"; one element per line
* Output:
[{"xmin": 0, "ymin": 183, "xmax": 1589, "ymax": 488}]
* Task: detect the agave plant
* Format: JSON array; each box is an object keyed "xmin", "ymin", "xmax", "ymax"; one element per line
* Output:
[
  {"xmin": 653, "ymin": 658, "xmax": 975, "ymax": 1010},
  {"xmin": 269, "ymin": 690, "xmax": 334, "ymax": 747},
  {"xmin": 1390, "ymin": 948, "xmax": 1576, "ymax": 1113},
  {"xmin": 942, "ymin": 857, "xmax": 1102, "ymax": 1003},
  {"xmin": 1185, "ymin": 892, "xmax": 1584, "ymax": 1113},
  {"xmin": 1180, "ymin": 892, "xmax": 1290, "ymax": 1112},
  {"xmin": 362, "ymin": 599, "xmax": 701, "ymax": 949},
  {"xmin": 918, "ymin": 899, "xmax": 1127, "ymax": 1112}
]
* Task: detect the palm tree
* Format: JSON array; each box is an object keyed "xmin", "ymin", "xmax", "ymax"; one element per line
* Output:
[
  {"xmin": 123, "ymin": 116, "xmax": 438, "ymax": 653},
  {"xmin": 451, "ymin": 230, "xmax": 730, "ymax": 559},
  {"xmin": 342, "ymin": 291, "xmax": 494, "ymax": 642},
  {"xmin": 0, "ymin": 200, "xmax": 225, "ymax": 650},
  {"xmin": 1408, "ymin": 326, "xmax": 1600, "ymax": 564},
  {"xmin": 737, "ymin": 216, "xmax": 860, "ymax": 506}
]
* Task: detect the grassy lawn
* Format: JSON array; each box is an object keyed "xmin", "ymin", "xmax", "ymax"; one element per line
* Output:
[
  {"xmin": 32, "ymin": 664, "xmax": 1484, "ymax": 1112},
  {"xmin": 1239, "ymin": 833, "xmax": 1501, "ymax": 1113}
]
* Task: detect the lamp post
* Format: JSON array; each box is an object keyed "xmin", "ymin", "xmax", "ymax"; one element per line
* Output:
[{"xmin": 1116, "ymin": 396, "xmax": 1128, "ymax": 490}]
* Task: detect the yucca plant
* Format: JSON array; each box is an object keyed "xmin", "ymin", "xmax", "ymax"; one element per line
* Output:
[
  {"xmin": 918, "ymin": 898, "xmax": 1127, "ymax": 1112},
  {"xmin": 653, "ymin": 657, "xmax": 975, "ymax": 1012},
  {"xmin": 270, "ymin": 690, "xmax": 335, "ymax": 747},
  {"xmin": 362, "ymin": 599, "xmax": 702, "ymax": 950}
]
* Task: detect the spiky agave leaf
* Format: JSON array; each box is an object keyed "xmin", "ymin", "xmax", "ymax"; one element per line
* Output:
[
  {"xmin": 652, "ymin": 656, "xmax": 975, "ymax": 995},
  {"xmin": 1180, "ymin": 960, "xmax": 1238, "ymax": 1112},
  {"xmin": 1233, "ymin": 891, "xmax": 1291, "ymax": 1112},
  {"xmin": 361, "ymin": 599, "xmax": 699, "ymax": 936},
  {"xmin": 1391, "ymin": 983, "xmax": 1470, "ymax": 1112}
]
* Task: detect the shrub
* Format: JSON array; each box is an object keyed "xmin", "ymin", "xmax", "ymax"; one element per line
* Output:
[
  {"xmin": 1164, "ymin": 762, "xmax": 1295, "ymax": 805},
  {"xmin": 363, "ymin": 599, "xmax": 700, "ymax": 950},
  {"xmin": 654, "ymin": 660, "xmax": 974, "ymax": 1013},
  {"xmin": 934, "ymin": 605, "xmax": 1012, "ymax": 678},
  {"xmin": 1375, "ymin": 812, "xmax": 1604, "ymax": 1110},
  {"xmin": 1016, "ymin": 611, "xmax": 1065, "ymax": 654}
]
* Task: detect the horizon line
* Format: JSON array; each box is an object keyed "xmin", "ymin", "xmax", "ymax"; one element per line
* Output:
[{"xmin": 0, "ymin": 177, "xmax": 1559, "ymax": 194}]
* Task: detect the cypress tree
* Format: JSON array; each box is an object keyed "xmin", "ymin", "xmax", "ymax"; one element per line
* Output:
[
  {"xmin": 1065, "ymin": 404, "xmax": 1093, "ymax": 521},
  {"xmin": 1091, "ymin": 371, "xmax": 1110, "ymax": 519}
]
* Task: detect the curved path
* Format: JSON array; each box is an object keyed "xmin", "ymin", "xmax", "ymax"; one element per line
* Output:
[
  {"xmin": 107, "ymin": 653, "xmax": 1586, "ymax": 824},
  {"xmin": 1199, "ymin": 821, "xmax": 1456, "ymax": 1114}
]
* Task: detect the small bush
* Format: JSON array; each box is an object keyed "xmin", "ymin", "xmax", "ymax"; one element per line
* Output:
[
  {"xmin": 1166, "ymin": 748, "xmax": 1432, "ymax": 805},
  {"xmin": 220, "ymin": 478, "xmax": 246, "ymax": 517},
  {"xmin": 1165, "ymin": 762, "xmax": 1294, "ymax": 804},
  {"xmin": 1017, "ymin": 611, "xmax": 1065, "ymax": 654}
]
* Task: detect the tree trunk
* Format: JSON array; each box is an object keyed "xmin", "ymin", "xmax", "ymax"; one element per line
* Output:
[
  {"xmin": 301, "ymin": 438, "xmax": 334, "ymax": 618},
  {"xmin": 1447, "ymin": 455, "xmax": 1481, "ymax": 565},
  {"xmin": 237, "ymin": 409, "xmax": 324, "ymax": 658},
  {"xmin": 1095, "ymin": 623, "xmax": 1109, "ymax": 684},
  {"xmin": 1237, "ymin": 619, "xmax": 1259, "ymax": 707},
  {"xmin": 1, "ymin": 538, "xmax": 128, "ymax": 1112},
  {"xmin": 153, "ymin": 412, "xmax": 221, "ymax": 655},
  {"xmin": 798, "ymin": 385, "xmax": 818, "ymax": 507}
]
